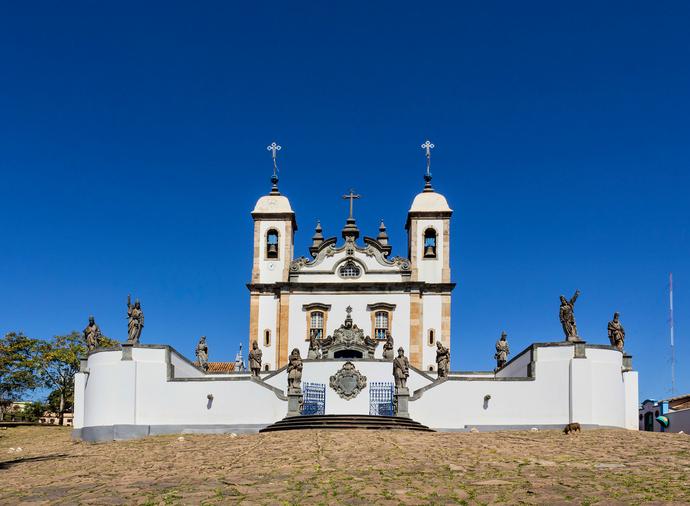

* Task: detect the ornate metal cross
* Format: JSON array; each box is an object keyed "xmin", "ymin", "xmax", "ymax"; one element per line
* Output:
[
  {"xmin": 342, "ymin": 189, "xmax": 361, "ymax": 219},
  {"xmin": 421, "ymin": 139, "xmax": 435, "ymax": 176},
  {"xmin": 266, "ymin": 142, "xmax": 281, "ymax": 177}
]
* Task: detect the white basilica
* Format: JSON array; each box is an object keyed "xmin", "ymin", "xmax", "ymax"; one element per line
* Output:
[
  {"xmin": 72, "ymin": 143, "xmax": 640, "ymax": 441},
  {"xmin": 249, "ymin": 164, "xmax": 452, "ymax": 372}
]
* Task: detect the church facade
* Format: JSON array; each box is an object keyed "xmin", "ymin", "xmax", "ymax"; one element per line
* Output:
[{"xmin": 248, "ymin": 176, "xmax": 452, "ymax": 372}]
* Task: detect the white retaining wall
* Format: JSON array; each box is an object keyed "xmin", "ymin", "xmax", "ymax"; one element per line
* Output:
[{"xmin": 74, "ymin": 342, "xmax": 638, "ymax": 441}]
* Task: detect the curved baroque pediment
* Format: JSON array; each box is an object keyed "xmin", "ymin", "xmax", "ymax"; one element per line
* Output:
[{"xmin": 290, "ymin": 237, "xmax": 411, "ymax": 279}]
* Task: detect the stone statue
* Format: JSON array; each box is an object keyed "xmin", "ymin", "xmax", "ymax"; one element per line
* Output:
[
  {"xmin": 83, "ymin": 315, "xmax": 102, "ymax": 352},
  {"xmin": 307, "ymin": 331, "xmax": 321, "ymax": 359},
  {"xmin": 382, "ymin": 331, "xmax": 395, "ymax": 360},
  {"xmin": 287, "ymin": 348, "xmax": 303, "ymax": 391},
  {"xmin": 126, "ymin": 294, "xmax": 144, "ymax": 344},
  {"xmin": 494, "ymin": 331, "xmax": 510, "ymax": 369},
  {"xmin": 249, "ymin": 341, "xmax": 262, "ymax": 377},
  {"xmin": 435, "ymin": 341, "xmax": 450, "ymax": 377},
  {"xmin": 195, "ymin": 336, "xmax": 209, "ymax": 371},
  {"xmin": 608, "ymin": 312, "xmax": 625, "ymax": 351},
  {"xmin": 559, "ymin": 290, "xmax": 581, "ymax": 341},
  {"xmin": 393, "ymin": 347, "xmax": 410, "ymax": 390}
]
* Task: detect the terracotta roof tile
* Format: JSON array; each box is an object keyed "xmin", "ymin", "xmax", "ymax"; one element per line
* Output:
[{"xmin": 194, "ymin": 362, "xmax": 236, "ymax": 373}]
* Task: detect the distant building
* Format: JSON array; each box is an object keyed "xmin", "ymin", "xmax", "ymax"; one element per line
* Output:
[
  {"xmin": 639, "ymin": 394, "xmax": 690, "ymax": 433},
  {"xmin": 39, "ymin": 412, "xmax": 74, "ymax": 426}
]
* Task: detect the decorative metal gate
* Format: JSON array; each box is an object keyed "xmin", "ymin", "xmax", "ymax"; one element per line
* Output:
[
  {"xmin": 302, "ymin": 382, "xmax": 326, "ymax": 416},
  {"xmin": 369, "ymin": 382, "xmax": 395, "ymax": 416}
]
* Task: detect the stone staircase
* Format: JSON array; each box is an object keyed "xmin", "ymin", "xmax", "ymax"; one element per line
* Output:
[{"xmin": 259, "ymin": 414, "xmax": 434, "ymax": 433}]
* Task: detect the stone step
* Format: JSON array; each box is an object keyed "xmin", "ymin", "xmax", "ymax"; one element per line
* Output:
[{"xmin": 259, "ymin": 414, "xmax": 434, "ymax": 433}]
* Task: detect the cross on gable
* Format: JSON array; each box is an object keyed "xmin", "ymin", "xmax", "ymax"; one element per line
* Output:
[{"xmin": 342, "ymin": 189, "xmax": 361, "ymax": 219}]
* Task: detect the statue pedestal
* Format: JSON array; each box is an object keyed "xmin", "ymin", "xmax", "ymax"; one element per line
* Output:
[
  {"xmin": 622, "ymin": 354, "xmax": 633, "ymax": 372},
  {"xmin": 395, "ymin": 387, "xmax": 410, "ymax": 418},
  {"xmin": 573, "ymin": 340, "xmax": 587, "ymax": 359},
  {"xmin": 286, "ymin": 388, "xmax": 303, "ymax": 418},
  {"xmin": 121, "ymin": 343, "xmax": 133, "ymax": 361}
]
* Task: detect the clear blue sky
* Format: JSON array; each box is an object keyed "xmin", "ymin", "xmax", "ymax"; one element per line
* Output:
[{"xmin": 1, "ymin": 2, "xmax": 688, "ymax": 402}]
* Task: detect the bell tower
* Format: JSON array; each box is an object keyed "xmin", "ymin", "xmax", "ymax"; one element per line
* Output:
[
  {"xmin": 405, "ymin": 140, "xmax": 453, "ymax": 370},
  {"xmin": 251, "ymin": 142, "xmax": 296, "ymax": 284},
  {"xmin": 406, "ymin": 141, "xmax": 452, "ymax": 283},
  {"xmin": 248, "ymin": 143, "xmax": 297, "ymax": 371}
]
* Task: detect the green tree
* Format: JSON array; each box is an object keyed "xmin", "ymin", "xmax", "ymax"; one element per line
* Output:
[
  {"xmin": 48, "ymin": 386, "xmax": 73, "ymax": 414},
  {"xmin": 35, "ymin": 332, "xmax": 82, "ymax": 426},
  {"xmin": 36, "ymin": 331, "xmax": 118, "ymax": 425},
  {"xmin": 0, "ymin": 332, "xmax": 39, "ymax": 419}
]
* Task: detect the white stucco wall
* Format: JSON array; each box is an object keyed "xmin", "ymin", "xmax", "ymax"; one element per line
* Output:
[
  {"xmin": 410, "ymin": 345, "xmax": 635, "ymax": 430},
  {"xmin": 79, "ymin": 347, "xmax": 286, "ymax": 431},
  {"xmin": 75, "ymin": 342, "xmax": 638, "ymax": 439}
]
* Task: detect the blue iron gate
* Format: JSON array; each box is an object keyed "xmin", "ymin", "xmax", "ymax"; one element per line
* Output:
[
  {"xmin": 369, "ymin": 382, "xmax": 395, "ymax": 416},
  {"xmin": 302, "ymin": 382, "xmax": 326, "ymax": 416}
]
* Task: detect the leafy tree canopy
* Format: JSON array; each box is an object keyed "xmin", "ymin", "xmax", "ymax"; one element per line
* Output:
[{"xmin": 0, "ymin": 332, "xmax": 39, "ymax": 412}]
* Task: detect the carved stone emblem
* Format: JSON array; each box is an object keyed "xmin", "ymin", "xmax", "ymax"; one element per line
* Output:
[
  {"xmin": 329, "ymin": 361, "xmax": 367, "ymax": 400},
  {"xmin": 319, "ymin": 307, "xmax": 379, "ymax": 359}
]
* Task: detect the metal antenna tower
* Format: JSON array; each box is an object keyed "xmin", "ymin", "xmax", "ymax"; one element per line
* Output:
[{"xmin": 670, "ymin": 272, "xmax": 676, "ymax": 396}]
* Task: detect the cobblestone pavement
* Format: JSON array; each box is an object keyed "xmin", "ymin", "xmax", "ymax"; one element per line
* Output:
[{"xmin": 1, "ymin": 426, "xmax": 689, "ymax": 505}]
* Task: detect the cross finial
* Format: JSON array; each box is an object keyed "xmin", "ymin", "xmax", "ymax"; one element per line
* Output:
[
  {"xmin": 342, "ymin": 189, "xmax": 361, "ymax": 220},
  {"xmin": 266, "ymin": 142, "xmax": 282, "ymax": 194},
  {"xmin": 421, "ymin": 139, "xmax": 435, "ymax": 190}
]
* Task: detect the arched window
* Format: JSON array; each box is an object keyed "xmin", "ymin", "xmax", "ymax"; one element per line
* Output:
[
  {"xmin": 266, "ymin": 229, "xmax": 279, "ymax": 259},
  {"xmin": 644, "ymin": 412, "xmax": 654, "ymax": 431},
  {"xmin": 310, "ymin": 311, "xmax": 324, "ymax": 340},
  {"xmin": 264, "ymin": 329, "xmax": 271, "ymax": 347},
  {"xmin": 428, "ymin": 365, "xmax": 435, "ymax": 372},
  {"xmin": 339, "ymin": 260, "xmax": 361, "ymax": 278},
  {"xmin": 374, "ymin": 311, "xmax": 389, "ymax": 340},
  {"xmin": 428, "ymin": 329, "xmax": 435, "ymax": 346},
  {"xmin": 264, "ymin": 364, "xmax": 270, "ymax": 371},
  {"xmin": 423, "ymin": 228, "xmax": 437, "ymax": 258}
]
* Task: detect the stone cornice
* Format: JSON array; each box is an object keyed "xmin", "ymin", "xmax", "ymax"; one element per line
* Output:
[
  {"xmin": 405, "ymin": 211, "xmax": 452, "ymax": 230},
  {"xmin": 247, "ymin": 281, "xmax": 456, "ymax": 294},
  {"xmin": 251, "ymin": 212, "xmax": 298, "ymax": 230}
]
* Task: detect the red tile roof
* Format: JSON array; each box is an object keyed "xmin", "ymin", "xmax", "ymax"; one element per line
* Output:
[{"xmin": 194, "ymin": 362, "xmax": 236, "ymax": 373}]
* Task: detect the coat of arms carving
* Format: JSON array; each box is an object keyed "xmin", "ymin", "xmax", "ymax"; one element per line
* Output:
[{"xmin": 329, "ymin": 361, "xmax": 367, "ymax": 400}]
